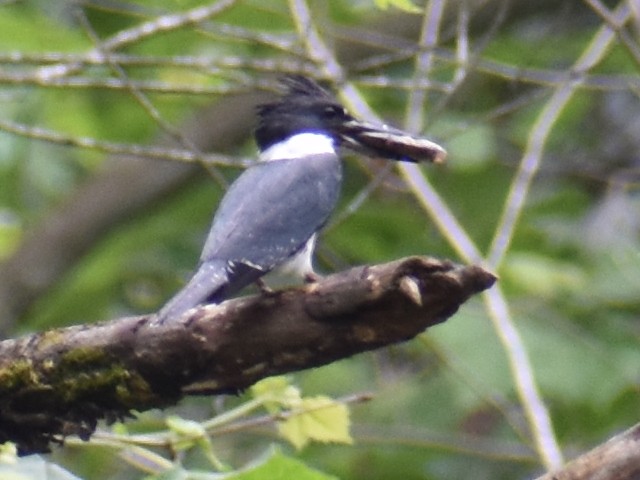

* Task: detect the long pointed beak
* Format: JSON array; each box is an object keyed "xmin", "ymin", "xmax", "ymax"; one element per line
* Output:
[{"xmin": 338, "ymin": 119, "xmax": 447, "ymax": 164}]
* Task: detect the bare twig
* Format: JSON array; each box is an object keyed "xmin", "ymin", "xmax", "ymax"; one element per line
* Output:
[
  {"xmin": 484, "ymin": 286, "xmax": 564, "ymax": 468},
  {"xmin": 487, "ymin": 1, "xmax": 634, "ymax": 268},
  {"xmin": 583, "ymin": 0, "xmax": 640, "ymax": 65},
  {"xmin": 0, "ymin": 117, "xmax": 245, "ymax": 166},
  {"xmin": 405, "ymin": 0, "xmax": 444, "ymax": 130},
  {"xmin": 34, "ymin": 0, "xmax": 240, "ymax": 80},
  {"xmin": 477, "ymin": 3, "xmax": 636, "ymax": 469},
  {"xmin": 75, "ymin": 10, "xmax": 228, "ymax": 187},
  {"xmin": 284, "ymin": 1, "xmax": 564, "ymax": 470},
  {"xmin": 0, "ymin": 51, "xmax": 309, "ymax": 73},
  {"xmin": 0, "ymin": 71, "xmax": 254, "ymax": 94}
]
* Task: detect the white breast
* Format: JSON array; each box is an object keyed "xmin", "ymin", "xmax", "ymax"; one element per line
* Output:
[{"xmin": 260, "ymin": 133, "xmax": 336, "ymax": 161}]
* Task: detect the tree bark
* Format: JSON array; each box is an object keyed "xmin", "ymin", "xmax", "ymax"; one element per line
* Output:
[
  {"xmin": 535, "ymin": 423, "xmax": 640, "ymax": 480},
  {"xmin": 0, "ymin": 256, "xmax": 495, "ymax": 455}
]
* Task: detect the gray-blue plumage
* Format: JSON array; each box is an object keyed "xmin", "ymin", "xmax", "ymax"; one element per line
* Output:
[
  {"xmin": 156, "ymin": 75, "xmax": 445, "ymax": 323},
  {"xmin": 157, "ymin": 151, "xmax": 341, "ymax": 321}
]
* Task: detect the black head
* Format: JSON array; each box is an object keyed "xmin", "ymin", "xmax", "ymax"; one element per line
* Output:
[
  {"xmin": 255, "ymin": 75, "xmax": 446, "ymax": 164},
  {"xmin": 255, "ymin": 75, "xmax": 355, "ymax": 151}
]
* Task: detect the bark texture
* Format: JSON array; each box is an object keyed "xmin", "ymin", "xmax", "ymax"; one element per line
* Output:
[
  {"xmin": 0, "ymin": 256, "xmax": 495, "ymax": 455},
  {"xmin": 536, "ymin": 423, "xmax": 640, "ymax": 480}
]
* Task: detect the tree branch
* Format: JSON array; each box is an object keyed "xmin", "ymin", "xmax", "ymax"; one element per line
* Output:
[
  {"xmin": 535, "ymin": 423, "xmax": 640, "ymax": 480},
  {"xmin": 0, "ymin": 256, "xmax": 495, "ymax": 455}
]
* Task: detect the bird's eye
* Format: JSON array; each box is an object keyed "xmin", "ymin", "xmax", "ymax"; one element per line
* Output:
[{"xmin": 324, "ymin": 105, "xmax": 347, "ymax": 117}]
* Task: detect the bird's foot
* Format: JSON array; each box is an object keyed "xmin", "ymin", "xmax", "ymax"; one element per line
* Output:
[
  {"xmin": 304, "ymin": 271, "xmax": 322, "ymax": 283},
  {"xmin": 255, "ymin": 278, "xmax": 276, "ymax": 296}
]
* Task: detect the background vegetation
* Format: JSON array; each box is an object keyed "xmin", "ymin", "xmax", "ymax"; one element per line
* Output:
[{"xmin": 0, "ymin": 0, "xmax": 638, "ymax": 478}]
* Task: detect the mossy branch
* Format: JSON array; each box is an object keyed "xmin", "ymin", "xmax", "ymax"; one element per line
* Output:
[{"xmin": 0, "ymin": 256, "xmax": 496, "ymax": 455}]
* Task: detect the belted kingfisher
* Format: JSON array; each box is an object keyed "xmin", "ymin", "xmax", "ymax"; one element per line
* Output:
[{"xmin": 157, "ymin": 75, "xmax": 446, "ymax": 323}]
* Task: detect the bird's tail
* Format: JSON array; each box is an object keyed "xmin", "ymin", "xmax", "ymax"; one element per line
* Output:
[{"xmin": 156, "ymin": 260, "xmax": 229, "ymax": 324}]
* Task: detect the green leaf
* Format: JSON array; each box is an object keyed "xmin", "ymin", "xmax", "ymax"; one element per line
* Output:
[
  {"xmin": 250, "ymin": 376, "xmax": 302, "ymax": 413},
  {"xmin": 0, "ymin": 442, "xmax": 17, "ymax": 464},
  {"xmin": 278, "ymin": 396, "xmax": 352, "ymax": 450},
  {"xmin": 374, "ymin": 0, "xmax": 422, "ymax": 14},
  {"xmin": 227, "ymin": 448, "xmax": 337, "ymax": 480}
]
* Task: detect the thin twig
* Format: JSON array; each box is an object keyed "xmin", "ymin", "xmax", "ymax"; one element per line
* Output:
[
  {"xmin": 0, "ymin": 70, "xmax": 254, "ymax": 95},
  {"xmin": 405, "ymin": 0, "xmax": 445, "ymax": 131},
  {"xmin": 419, "ymin": 335, "xmax": 533, "ymax": 447},
  {"xmin": 76, "ymin": 9, "xmax": 229, "ymax": 188},
  {"xmin": 481, "ymin": 5, "xmax": 635, "ymax": 469},
  {"xmin": 198, "ymin": 22, "xmax": 304, "ymax": 55},
  {"xmin": 583, "ymin": 0, "xmax": 640, "ymax": 65},
  {"xmin": 484, "ymin": 287, "xmax": 564, "ymax": 468},
  {"xmin": 453, "ymin": 1, "xmax": 470, "ymax": 85},
  {"xmin": 332, "ymin": 25, "xmax": 640, "ymax": 90},
  {"xmin": 0, "ymin": 51, "xmax": 314, "ymax": 75},
  {"xmin": 285, "ymin": 0, "xmax": 564, "ymax": 470},
  {"xmin": 487, "ymin": 1, "xmax": 633, "ymax": 268},
  {"xmin": 287, "ymin": 0, "xmax": 344, "ymax": 81},
  {"xmin": 396, "ymin": 164, "xmax": 483, "ymax": 263},
  {"xmin": 0, "ymin": 117, "xmax": 248, "ymax": 166},
  {"xmin": 35, "ymin": 0, "xmax": 240, "ymax": 80}
]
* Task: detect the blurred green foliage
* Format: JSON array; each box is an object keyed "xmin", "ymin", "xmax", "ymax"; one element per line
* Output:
[{"xmin": 0, "ymin": 0, "xmax": 638, "ymax": 479}]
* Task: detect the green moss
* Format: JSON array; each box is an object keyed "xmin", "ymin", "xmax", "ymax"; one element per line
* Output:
[
  {"xmin": 58, "ymin": 346, "xmax": 110, "ymax": 369},
  {"xmin": 34, "ymin": 330, "xmax": 66, "ymax": 350},
  {"xmin": 115, "ymin": 371, "xmax": 156, "ymax": 407},
  {"xmin": 0, "ymin": 343, "xmax": 157, "ymax": 410},
  {"xmin": 0, "ymin": 359, "xmax": 37, "ymax": 392},
  {"xmin": 50, "ymin": 347, "xmax": 155, "ymax": 407}
]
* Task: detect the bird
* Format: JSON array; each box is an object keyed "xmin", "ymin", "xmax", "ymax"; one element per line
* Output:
[{"xmin": 156, "ymin": 75, "xmax": 446, "ymax": 323}]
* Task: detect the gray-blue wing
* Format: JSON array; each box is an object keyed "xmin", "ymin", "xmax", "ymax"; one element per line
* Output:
[
  {"xmin": 203, "ymin": 152, "xmax": 342, "ymax": 271},
  {"xmin": 157, "ymin": 153, "xmax": 341, "ymax": 322}
]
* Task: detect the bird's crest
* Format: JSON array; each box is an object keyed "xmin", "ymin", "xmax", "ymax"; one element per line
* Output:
[{"xmin": 277, "ymin": 75, "xmax": 333, "ymax": 100}]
